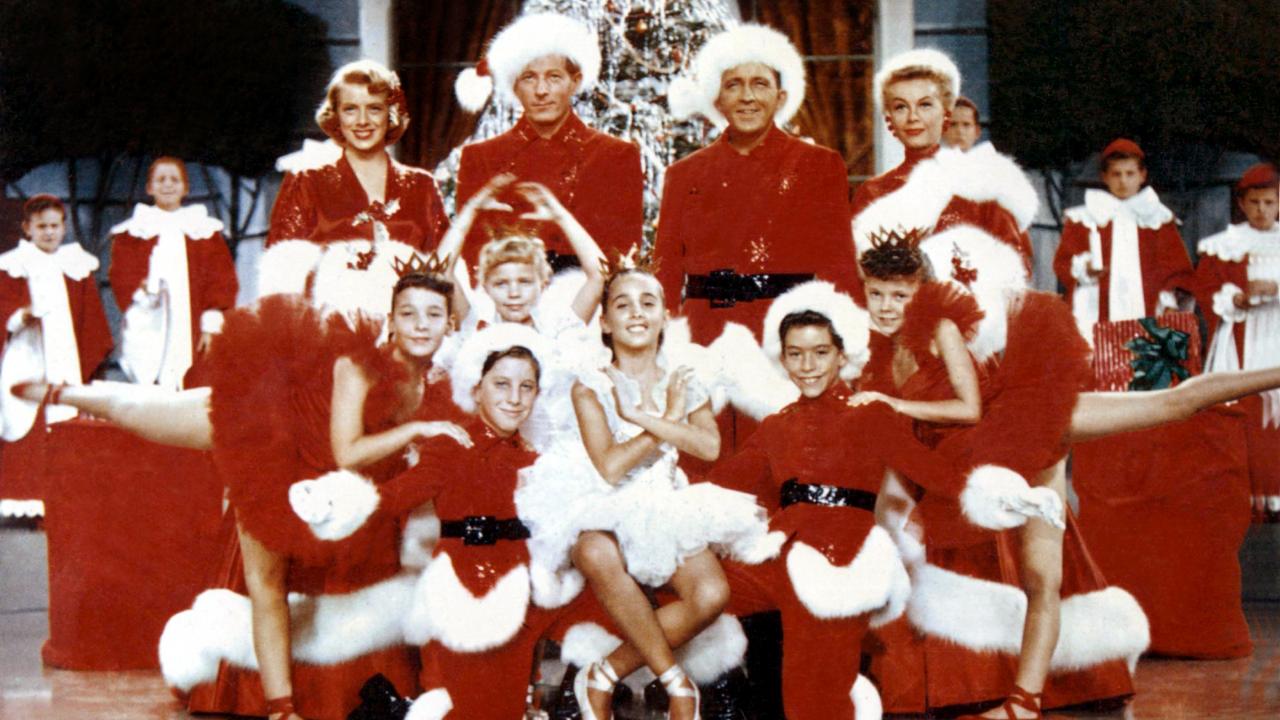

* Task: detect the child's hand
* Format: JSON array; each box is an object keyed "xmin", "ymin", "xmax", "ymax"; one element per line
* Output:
[
  {"xmin": 514, "ymin": 181, "xmax": 566, "ymax": 223},
  {"xmin": 413, "ymin": 421, "xmax": 473, "ymax": 448},
  {"xmin": 1248, "ymin": 279, "xmax": 1279, "ymax": 301},
  {"xmin": 664, "ymin": 366, "xmax": 694, "ymax": 420},
  {"xmin": 848, "ymin": 390, "xmax": 898, "ymax": 412},
  {"xmin": 464, "ymin": 173, "xmax": 517, "ymax": 214},
  {"xmin": 605, "ymin": 366, "xmax": 643, "ymax": 423}
]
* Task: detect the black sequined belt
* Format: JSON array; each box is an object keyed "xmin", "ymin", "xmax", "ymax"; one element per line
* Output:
[
  {"xmin": 780, "ymin": 479, "xmax": 876, "ymax": 512},
  {"xmin": 685, "ymin": 269, "xmax": 815, "ymax": 308},
  {"xmin": 545, "ymin": 250, "xmax": 581, "ymax": 274},
  {"xmin": 440, "ymin": 516, "xmax": 531, "ymax": 546}
]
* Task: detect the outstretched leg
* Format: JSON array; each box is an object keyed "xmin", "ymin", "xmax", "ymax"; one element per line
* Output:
[
  {"xmin": 1072, "ymin": 366, "xmax": 1280, "ymax": 442},
  {"xmin": 14, "ymin": 381, "xmax": 212, "ymax": 449}
]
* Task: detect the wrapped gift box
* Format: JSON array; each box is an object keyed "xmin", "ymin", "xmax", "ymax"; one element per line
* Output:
[{"xmin": 1092, "ymin": 312, "xmax": 1201, "ymax": 392}]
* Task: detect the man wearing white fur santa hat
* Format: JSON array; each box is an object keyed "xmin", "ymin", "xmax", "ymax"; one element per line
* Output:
[
  {"xmin": 453, "ymin": 12, "xmax": 643, "ymax": 275},
  {"xmin": 851, "ymin": 47, "xmax": 1037, "ymax": 271}
]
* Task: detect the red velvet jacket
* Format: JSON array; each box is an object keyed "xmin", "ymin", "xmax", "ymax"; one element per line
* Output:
[
  {"xmin": 655, "ymin": 125, "xmax": 860, "ymax": 344},
  {"xmin": 457, "ymin": 112, "xmax": 643, "ymax": 274},
  {"xmin": 0, "ymin": 269, "xmax": 112, "ymax": 381}
]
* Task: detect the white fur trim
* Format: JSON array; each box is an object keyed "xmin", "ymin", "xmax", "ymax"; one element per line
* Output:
[
  {"xmin": 159, "ymin": 574, "xmax": 417, "ymax": 692},
  {"xmin": 666, "ymin": 75, "xmax": 704, "ymax": 121},
  {"xmin": 1213, "ymin": 283, "xmax": 1248, "ymax": 323},
  {"xmin": 874, "ymin": 48, "xmax": 961, "ymax": 111},
  {"xmin": 959, "ymin": 464, "xmax": 1065, "ymax": 531},
  {"xmin": 199, "ymin": 309, "xmax": 225, "ymax": 334},
  {"xmin": 1070, "ymin": 251, "xmax": 1098, "ymax": 286},
  {"xmin": 310, "ymin": 239, "xmax": 420, "ymax": 317},
  {"xmin": 918, "ymin": 226, "xmax": 1027, "ymax": 360},
  {"xmin": 400, "ymin": 503, "xmax": 440, "ymax": 571},
  {"xmin": 677, "ymin": 23, "xmax": 806, "ymax": 128},
  {"xmin": 403, "ymin": 552, "xmax": 530, "ymax": 652},
  {"xmin": 482, "ymin": 13, "xmax": 600, "ymax": 106},
  {"xmin": 677, "ymin": 614, "xmax": 748, "ymax": 685},
  {"xmin": 762, "ymin": 280, "xmax": 871, "ymax": 382},
  {"xmin": 405, "ymin": 689, "xmax": 453, "ymax": 720},
  {"xmin": 559, "ymin": 622, "xmax": 623, "ymax": 668},
  {"xmin": 110, "ymin": 203, "xmax": 224, "ymax": 240},
  {"xmin": 907, "ymin": 563, "xmax": 1150, "ymax": 672},
  {"xmin": 728, "ymin": 529, "xmax": 787, "ymax": 565},
  {"xmin": 454, "ymin": 67, "xmax": 494, "ymax": 112},
  {"xmin": 851, "ymin": 674, "xmax": 883, "ymax": 720},
  {"xmin": 449, "ymin": 322, "xmax": 554, "ymax": 413},
  {"xmin": 289, "ymin": 470, "xmax": 381, "ymax": 541},
  {"xmin": 256, "ymin": 240, "xmax": 323, "ymax": 298},
  {"xmin": 785, "ymin": 528, "xmax": 909, "ymax": 621},
  {"xmin": 275, "ymin": 139, "xmax": 342, "ymax": 173},
  {"xmin": 704, "ymin": 322, "xmax": 798, "ymax": 419},
  {"xmin": 528, "ymin": 560, "xmax": 585, "ymax": 608}
]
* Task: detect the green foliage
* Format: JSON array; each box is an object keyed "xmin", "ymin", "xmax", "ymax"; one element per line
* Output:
[
  {"xmin": 989, "ymin": 0, "xmax": 1280, "ymax": 172},
  {"xmin": 0, "ymin": 0, "xmax": 331, "ymax": 181}
]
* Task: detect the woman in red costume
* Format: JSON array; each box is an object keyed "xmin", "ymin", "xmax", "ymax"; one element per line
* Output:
[
  {"xmin": 853, "ymin": 228, "xmax": 1280, "ymax": 719},
  {"xmin": 109, "ymin": 156, "xmax": 238, "ymax": 389},
  {"xmin": 16, "ymin": 271, "xmax": 470, "ymax": 720},
  {"xmin": 851, "ymin": 49, "xmax": 1036, "ymax": 272}
]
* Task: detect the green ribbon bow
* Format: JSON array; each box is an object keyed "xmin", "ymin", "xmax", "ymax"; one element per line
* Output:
[{"xmin": 1125, "ymin": 317, "xmax": 1191, "ymax": 392}]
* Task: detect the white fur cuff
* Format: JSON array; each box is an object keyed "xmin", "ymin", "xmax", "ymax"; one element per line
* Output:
[
  {"xmin": 1070, "ymin": 252, "xmax": 1099, "ymax": 285},
  {"xmin": 1213, "ymin": 283, "xmax": 1248, "ymax": 323},
  {"xmin": 5, "ymin": 308, "xmax": 26, "ymax": 334},
  {"xmin": 200, "ymin": 309, "xmax": 225, "ymax": 334},
  {"xmin": 851, "ymin": 674, "xmax": 883, "ymax": 720},
  {"xmin": 405, "ymin": 688, "xmax": 453, "ymax": 720},
  {"xmin": 960, "ymin": 465, "xmax": 1065, "ymax": 530},
  {"xmin": 288, "ymin": 470, "xmax": 380, "ymax": 541}
]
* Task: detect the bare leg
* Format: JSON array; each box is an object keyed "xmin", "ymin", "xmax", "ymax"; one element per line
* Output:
[
  {"xmin": 1072, "ymin": 366, "xmax": 1280, "ymax": 442},
  {"xmin": 14, "ymin": 381, "xmax": 212, "ymax": 449},
  {"xmin": 976, "ymin": 460, "xmax": 1065, "ymax": 719},
  {"xmin": 237, "ymin": 520, "xmax": 304, "ymax": 720}
]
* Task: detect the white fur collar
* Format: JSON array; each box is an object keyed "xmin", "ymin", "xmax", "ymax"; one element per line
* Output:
[
  {"xmin": 0, "ymin": 240, "xmax": 99, "ymax": 280},
  {"xmin": 1069, "ymin": 187, "xmax": 1173, "ymax": 230},
  {"xmin": 275, "ymin": 138, "xmax": 343, "ymax": 173},
  {"xmin": 1198, "ymin": 222, "xmax": 1280, "ymax": 263},
  {"xmin": 853, "ymin": 143, "xmax": 1039, "ymax": 255},
  {"xmin": 110, "ymin": 203, "xmax": 223, "ymax": 240}
]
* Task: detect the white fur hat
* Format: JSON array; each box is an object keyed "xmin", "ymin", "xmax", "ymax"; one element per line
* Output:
[
  {"xmin": 667, "ymin": 23, "xmax": 806, "ymax": 129},
  {"xmin": 454, "ymin": 12, "xmax": 601, "ymax": 112},
  {"xmin": 762, "ymin": 281, "xmax": 870, "ymax": 382},
  {"xmin": 873, "ymin": 48, "xmax": 961, "ymax": 110},
  {"xmin": 450, "ymin": 323, "xmax": 554, "ymax": 413}
]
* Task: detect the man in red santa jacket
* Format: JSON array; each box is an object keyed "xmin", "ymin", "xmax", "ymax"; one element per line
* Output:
[
  {"xmin": 656, "ymin": 23, "xmax": 859, "ymax": 463},
  {"xmin": 453, "ymin": 12, "xmax": 643, "ymax": 275}
]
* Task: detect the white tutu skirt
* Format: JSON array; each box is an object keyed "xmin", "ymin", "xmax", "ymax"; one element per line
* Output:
[{"xmin": 517, "ymin": 441, "xmax": 773, "ymax": 588}]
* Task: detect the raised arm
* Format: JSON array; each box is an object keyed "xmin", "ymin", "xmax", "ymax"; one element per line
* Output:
[
  {"xmin": 515, "ymin": 181, "xmax": 606, "ymax": 323},
  {"xmin": 573, "ymin": 379, "xmax": 663, "ymax": 485},
  {"xmin": 329, "ymin": 356, "xmax": 471, "ymax": 470},
  {"xmin": 437, "ymin": 173, "xmax": 518, "ymax": 321}
]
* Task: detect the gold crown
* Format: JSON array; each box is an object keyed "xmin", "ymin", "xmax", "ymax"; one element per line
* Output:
[
  {"xmin": 392, "ymin": 251, "xmax": 452, "ymax": 278},
  {"xmin": 866, "ymin": 225, "xmax": 931, "ymax": 250},
  {"xmin": 598, "ymin": 244, "xmax": 660, "ymax": 282}
]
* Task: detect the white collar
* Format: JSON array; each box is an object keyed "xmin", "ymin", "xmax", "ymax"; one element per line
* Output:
[
  {"xmin": 110, "ymin": 203, "xmax": 224, "ymax": 240},
  {"xmin": 0, "ymin": 240, "xmax": 100, "ymax": 280},
  {"xmin": 1198, "ymin": 222, "xmax": 1280, "ymax": 262},
  {"xmin": 1082, "ymin": 186, "xmax": 1174, "ymax": 229}
]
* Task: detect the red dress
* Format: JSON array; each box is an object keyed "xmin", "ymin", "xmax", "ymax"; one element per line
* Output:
[
  {"xmin": 376, "ymin": 420, "xmax": 562, "ymax": 717},
  {"xmin": 851, "ymin": 143, "xmax": 1036, "ymax": 270},
  {"xmin": 109, "ymin": 203, "xmax": 239, "ymax": 388},
  {"xmin": 456, "ymin": 112, "xmax": 643, "ymax": 274},
  {"xmin": 864, "ymin": 288, "xmax": 1141, "ymax": 712},
  {"xmin": 267, "ymin": 152, "xmax": 449, "ymax": 251},
  {"xmin": 712, "ymin": 383, "xmax": 959, "ymax": 720},
  {"xmin": 177, "ymin": 296, "xmax": 459, "ymax": 720}
]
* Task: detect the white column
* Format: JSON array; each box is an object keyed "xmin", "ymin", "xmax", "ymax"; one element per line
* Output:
[
  {"xmin": 874, "ymin": 0, "xmax": 914, "ymax": 174},
  {"xmin": 359, "ymin": 0, "xmax": 394, "ymax": 69}
]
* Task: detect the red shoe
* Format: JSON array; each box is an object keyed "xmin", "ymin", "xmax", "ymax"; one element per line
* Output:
[{"xmin": 957, "ymin": 684, "xmax": 1042, "ymax": 719}]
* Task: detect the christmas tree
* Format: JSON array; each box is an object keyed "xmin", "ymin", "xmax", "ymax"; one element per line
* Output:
[{"xmin": 433, "ymin": 0, "xmax": 735, "ymax": 243}]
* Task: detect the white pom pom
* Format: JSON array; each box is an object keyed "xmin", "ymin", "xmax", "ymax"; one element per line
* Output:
[
  {"xmin": 667, "ymin": 75, "xmax": 704, "ymax": 120},
  {"xmin": 289, "ymin": 470, "xmax": 380, "ymax": 541},
  {"xmin": 454, "ymin": 67, "xmax": 493, "ymax": 112}
]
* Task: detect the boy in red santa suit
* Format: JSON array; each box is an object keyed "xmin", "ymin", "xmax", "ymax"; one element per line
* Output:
[
  {"xmin": 0, "ymin": 195, "xmax": 112, "ymax": 442},
  {"xmin": 1196, "ymin": 162, "xmax": 1280, "ymax": 521},
  {"xmin": 1053, "ymin": 138, "xmax": 1194, "ymax": 340},
  {"xmin": 453, "ymin": 12, "xmax": 643, "ymax": 275}
]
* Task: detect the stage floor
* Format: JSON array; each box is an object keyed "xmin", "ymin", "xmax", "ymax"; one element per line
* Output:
[{"xmin": 2, "ymin": 525, "xmax": 1278, "ymax": 719}]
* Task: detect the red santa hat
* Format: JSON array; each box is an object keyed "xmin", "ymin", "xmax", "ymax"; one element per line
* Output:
[
  {"xmin": 450, "ymin": 322, "xmax": 555, "ymax": 413},
  {"xmin": 1237, "ymin": 162, "xmax": 1279, "ymax": 191},
  {"xmin": 1101, "ymin": 137, "xmax": 1144, "ymax": 160},
  {"xmin": 873, "ymin": 48, "xmax": 962, "ymax": 110},
  {"xmin": 761, "ymin": 280, "xmax": 870, "ymax": 382},
  {"xmin": 454, "ymin": 12, "xmax": 601, "ymax": 112},
  {"xmin": 667, "ymin": 23, "xmax": 806, "ymax": 128}
]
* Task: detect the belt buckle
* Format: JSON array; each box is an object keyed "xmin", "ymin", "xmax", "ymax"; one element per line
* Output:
[
  {"xmin": 462, "ymin": 515, "xmax": 496, "ymax": 545},
  {"xmin": 708, "ymin": 268, "xmax": 738, "ymax": 308}
]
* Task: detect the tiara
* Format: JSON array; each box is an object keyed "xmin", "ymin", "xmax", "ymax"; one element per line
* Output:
[
  {"xmin": 866, "ymin": 225, "xmax": 930, "ymax": 251},
  {"xmin": 391, "ymin": 251, "xmax": 452, "ymax": 278},
  {"xmin": 598, "ymin": 245, "xmax": 659, "ymax": 281}
]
